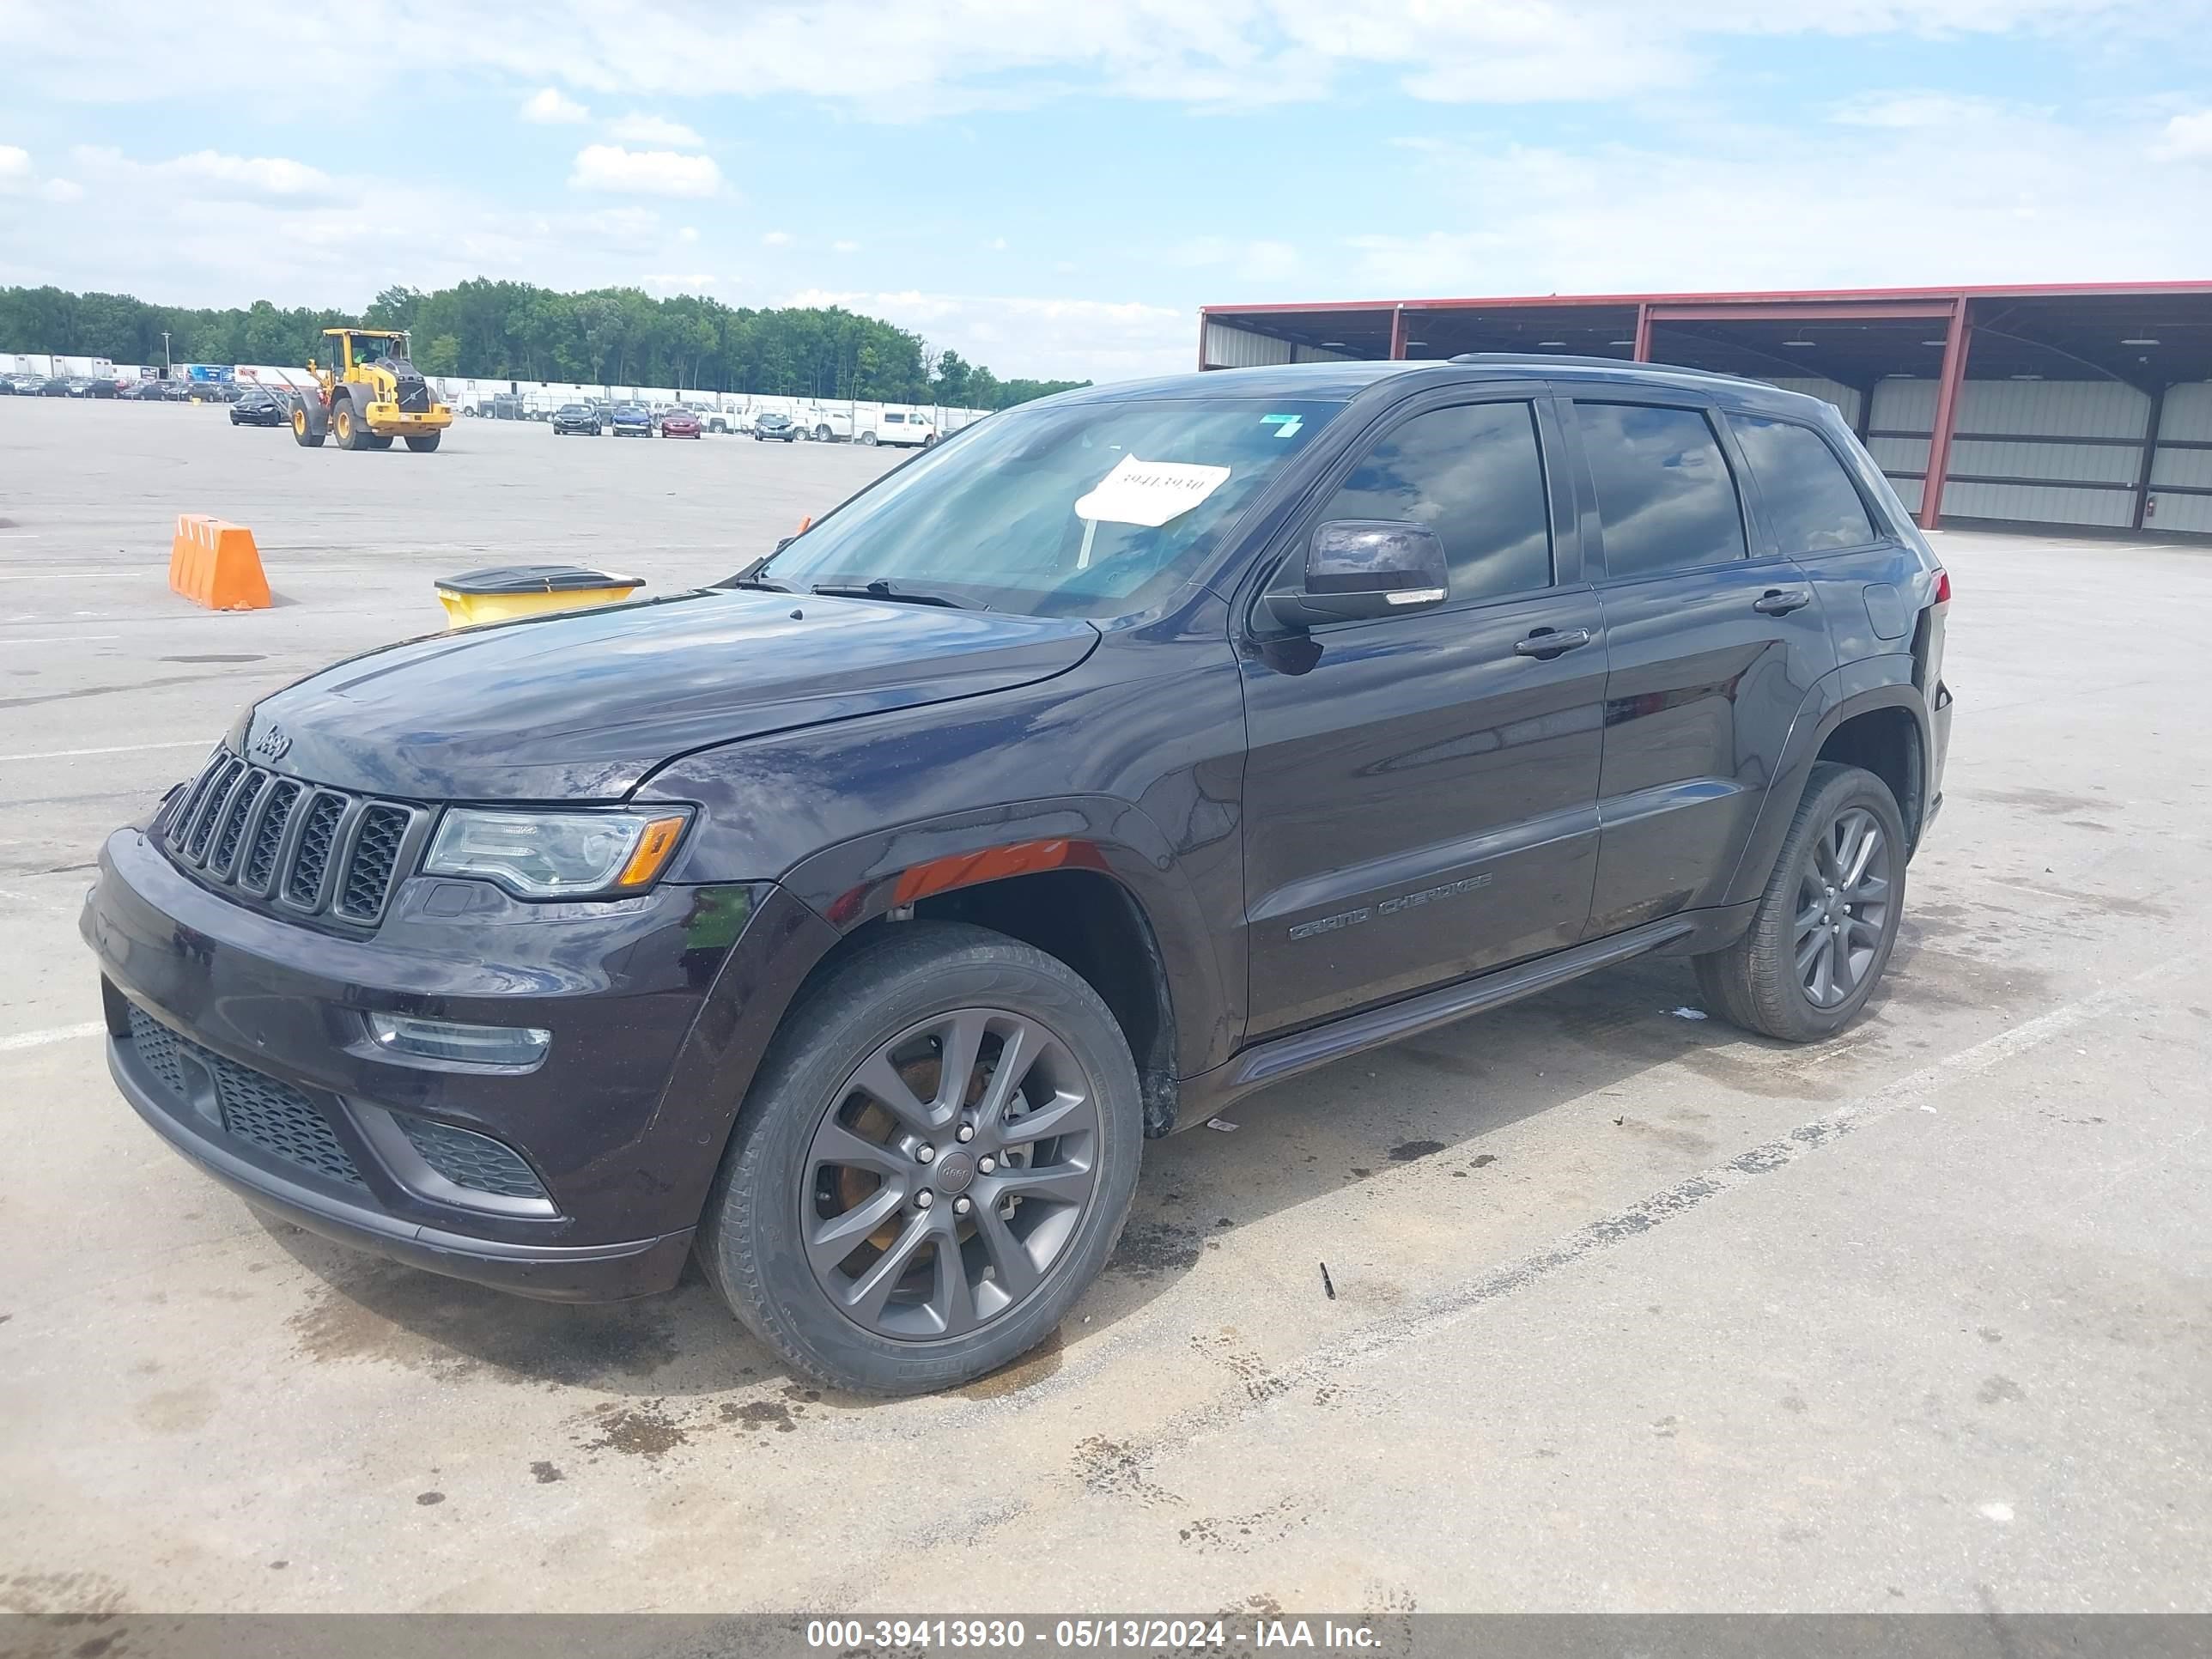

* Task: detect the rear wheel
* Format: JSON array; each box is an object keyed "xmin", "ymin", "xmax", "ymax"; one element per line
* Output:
[
  {"xmin": 860, "ymin": 429, "xmax": 878, "ymax": 446},
  {"xmin": 365, "ymin": 434, "xmax": 393, "ymax": 450},
  {"xmin": 404, "ymin": 433, "xmax": 441, "ymax": 453},
  {"xmin": 814, "ymin": 424, "xmax": 831, "ymax": 442},
  {"xmin": 699, "ymin": 921, "xmax": 1141, "ymax": 1395},
  {"xmin": 290, "ymin": 402, "xmax": 325, "ymax": 447},
  {"xmin": 1694, "ymin": 762, "xmax": 1907, "ymax": 1042}
]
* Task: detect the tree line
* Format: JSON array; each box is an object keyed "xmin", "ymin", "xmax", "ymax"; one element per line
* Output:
[{"xmin": 0, "ymin": 281, "xmax": 1089, "ymax": 410}]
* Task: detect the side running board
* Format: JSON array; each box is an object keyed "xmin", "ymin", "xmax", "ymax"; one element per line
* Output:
[{"xmin": 1226, "ymin": 917, "xmax": 1696, "ymax": 1093}]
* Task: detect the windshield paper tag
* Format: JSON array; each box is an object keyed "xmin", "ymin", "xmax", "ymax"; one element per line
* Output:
[
  {"xmin": 1073, "ymin": 455, "xmax": 1233, "ymax": 528},
  {"xmin": 1261, "ymin": 413, "xmax": 1304, "ymax": 438}
]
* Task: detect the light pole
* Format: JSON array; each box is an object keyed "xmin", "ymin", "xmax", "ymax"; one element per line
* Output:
[{"xmin": 161, "ymin": 331, "xmax": 172, "ymax": 378}]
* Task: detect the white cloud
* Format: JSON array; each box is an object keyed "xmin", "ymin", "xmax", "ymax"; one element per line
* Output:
[
  {"xmin": 678, "ymin": 224, "xmax": 699, "ymax": 242},
  {"xmin": 521, "ymin": 86, "xmax": 589, "ymax": 124},
  {"xmin": 2151, "ymin": 110, "xmax": 2212, "ymax": 161},
  {"xmin": 0, "ymin": 1, "xmax": 2187, "ymax": 117},
  {"xmin": 62, "ymin": 144, "xmax": 331, "ymax": 199},
  {"xmin": 1830, "ymin": 91, "xmax": 2018, "ymax": 129},
  {"xmin": 785, "ymin": 288, "xmax": 1188, "ymax": 382},
  {"xmin": 608, "ymin": 112, "xmax": 704, "ymax": 148},
  {"xmin": 832, "ymin": 239, "xmax": 860, "ymax": 253},
  {"xmin": 160, "ymin": 149, "xmax": 329, "ymax": 196},
  {"xmin": 568, "ymin": 144, "xmax": 720, "ymax": 198},
  {"xmin": 641, "ymin": 272, "xmax": 715, "ymax": 294},
  {"xmin": 39, "ymin": 178, "xmax": 83, "ymax": 203},
  {"xmin": 762, "ymin": 229, "xmax": 792, "ymax": 246},
  {"xmin": 0, "ymin": 145, "xmax": 31, "ymax": 190},
  {"xmin": 1340, "ymin": 107, "xmax": 2212, "ymax": 299},
  {"xmin": 986, "ymin": 237, "xmax": 1007, "ymax": 251}
]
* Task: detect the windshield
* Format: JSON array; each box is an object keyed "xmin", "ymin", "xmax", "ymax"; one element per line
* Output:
[{"xmin": 757, "ymin": 395, "xmax": 1341, "ymax": 617}]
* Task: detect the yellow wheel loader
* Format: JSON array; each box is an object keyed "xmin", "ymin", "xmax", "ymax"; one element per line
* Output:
[{"xmin": 289, "ymin": 328, "xmax": 453, "ymax": 453}]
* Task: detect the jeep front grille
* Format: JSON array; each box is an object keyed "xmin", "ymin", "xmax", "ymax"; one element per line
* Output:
[{"xmin": 161, "ymin": 750, "xmax": 422, "ymax": 927}]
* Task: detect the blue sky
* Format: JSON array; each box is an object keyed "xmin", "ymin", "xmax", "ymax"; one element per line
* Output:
[{"xmin": 3, "ymin": 0, "xmax": 2209, "ymax": 381}]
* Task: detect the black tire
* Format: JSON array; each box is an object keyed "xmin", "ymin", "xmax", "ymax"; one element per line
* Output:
[
  {"xmin": 1694, "ymin": 761, "xmax": 1907, "ymax": 1042},
  {"xmin": 290, "ymin": 402, "xmax": 325, "ymax": 447},
  {"xmin": 698, "ymin": 921, "xmax": 1142, "ymax": 1395},
  {"xmin": 814, "ymin": 424, "xmax": 831, "ymax": 442},
  {"xmin": 404, "ymin": 433, "xmax": 441, "ymax": 453},
  {"xmin": 365, "ymin": 434, "xmax": 394, "ymax": 450},
  {"xmin": 859, "ymin": 429, "xmax": 878, "ymax": 447},
  {"xmin": 331, "ymin": 390, "xmax": 368, "ymax": 451}
]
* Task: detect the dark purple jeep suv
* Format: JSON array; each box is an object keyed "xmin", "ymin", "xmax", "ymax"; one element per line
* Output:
[{"xmin": 83, "ymin": 357, "xmax": 1951, "ymax": 1394}]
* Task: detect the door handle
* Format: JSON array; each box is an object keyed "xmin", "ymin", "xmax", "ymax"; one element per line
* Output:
[
  {"xmin": 1513, "ymin": 626, "xmax": 1592, "ymax": 659},
  {"xmin": 1753, "ymin": 587, "xmax": 1812, "ymax": 616}
]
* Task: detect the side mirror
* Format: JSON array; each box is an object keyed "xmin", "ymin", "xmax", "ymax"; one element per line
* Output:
[{"xmin": 1263, "ymin": 520, "xmax": 1449, "ymax": 629}]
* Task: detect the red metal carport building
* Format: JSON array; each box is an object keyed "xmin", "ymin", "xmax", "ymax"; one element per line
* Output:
[{"xmin": 1199, "ymin": 283, "xmax": 2212, "ymax": 537}]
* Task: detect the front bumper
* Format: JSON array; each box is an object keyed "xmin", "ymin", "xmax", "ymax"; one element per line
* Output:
[
  {"xmin": 364, "ymin": 404, "xmax": 453, "ymax": 435},
  {"xmin": 83, "ymin": 826, "xmax": 771, "ymax": 1300}
]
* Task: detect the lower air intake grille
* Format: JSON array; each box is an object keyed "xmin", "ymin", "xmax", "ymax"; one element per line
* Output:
[
  {"xmin": 395, "ymin": 1115, "xmax": 548, "ymax": 1200},
  {"xmin": 127, "ymin": 1006, "xmax": 366, "ymax": 1188}
]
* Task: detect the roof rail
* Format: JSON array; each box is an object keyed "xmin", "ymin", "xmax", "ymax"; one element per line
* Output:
[{"xmin": 1445, "ymin": 351, "xmax": 1759, "ymax": 384}]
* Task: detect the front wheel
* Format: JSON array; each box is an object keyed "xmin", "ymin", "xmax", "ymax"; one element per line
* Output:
[
  {"xmin": 1694, "ymin": 761, "xmax": 1907, "ymax": 1042},
  {"xmin": 859, "ymin": 430, "xmax": 878, "ymax": 446},
  {"xmin": 699, "ymin": 921, "xmax": 1141, "ymax": 1395}
]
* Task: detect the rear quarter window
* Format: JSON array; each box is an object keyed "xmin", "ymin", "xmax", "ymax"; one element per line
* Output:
[{"xmin": 1727, "ymin": 413, "xmax": 1880, "ymax": 553}]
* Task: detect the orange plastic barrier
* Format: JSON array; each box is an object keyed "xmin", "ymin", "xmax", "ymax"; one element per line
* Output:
[{"xmin": 167, "ymin": 514, "xmax": 270, "ymax": 611}]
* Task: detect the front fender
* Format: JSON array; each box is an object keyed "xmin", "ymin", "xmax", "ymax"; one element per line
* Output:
[
  {"xmin": 1720, "ymin": 656, "xmax": 1929, "ymax": 908},
  {"xmin": 778, "ymin": 794, "xmax": 1233, "ymax": 1079}
]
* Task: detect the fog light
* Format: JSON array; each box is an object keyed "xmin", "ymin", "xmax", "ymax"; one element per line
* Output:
[{"xmin": 367, "ymin": 1012, "xmax": 550, "ymax": 1069}]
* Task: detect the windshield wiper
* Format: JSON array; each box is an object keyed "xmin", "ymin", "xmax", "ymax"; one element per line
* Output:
[
  {"xmin": 811, "ymin": 580, "xmax": 970, "ymax": 610},
  {"xmin": 717, "ymin": 574, "xmax": 794, "ymax": 592}
]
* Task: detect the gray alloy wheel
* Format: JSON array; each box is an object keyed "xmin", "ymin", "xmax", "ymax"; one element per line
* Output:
[
  {"xmin": 699, "ymin": 921, "xmax": 1141, "ymax": 1395},
  {"xmin": 801, "ymin": 1006, "xmax": 1102, "ymax": 1341},
  {"xmin": 1795, "ymin": 805, "xmax": 1893, "ymax": 1008},
  {"xmin": 1694, "ymin": 761, "xmax": 1908, "ymax": 1042}
]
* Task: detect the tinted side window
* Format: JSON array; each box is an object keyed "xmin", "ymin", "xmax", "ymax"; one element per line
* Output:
[
  {"xmin": 1726, "ymin": 414, "xmax": 1878, "ymax": 552},
  {"xmin": 1318, "ymin": 402, "xmax": 1553, "ymax": 604},
  {"xmin": 1575, "ymin": 403, "xmax": 1747, "ymax": 580}
]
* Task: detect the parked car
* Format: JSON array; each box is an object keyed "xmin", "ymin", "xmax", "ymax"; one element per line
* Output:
[
  {"xmin": 752, "ymin": 410, "xmax": 799, "ymax": 442},
  {"xmin": 5, "ymin": 374, "xmax": 46, "ymax": 395},
  {"xmin": 229, "ymin": 392, "xmax": 288, "ymax": 428},
  {"xmin": 660, "ymin": 410, "xmax": 702, "ymax": 439},
  {"xmin": 799, "ymin": 408, "xmax": 854, "ymax": 443},
  {"xmin": 551, "ymin": 404, "xmax": 601, "ymax": 436},
  {"xmin": 81, "ymin": 358, "xmax": 1950, "ymax": 1396},
  {"xmin": 0, "ymin": 375, "xmax": 12, "ymax": 395},
  {"xmin": 611, "ymin": 404, "xmax": 651, "ymax": 437},
  {"xmin": 860, "ymin": 411, "xmax": 937, "ymax": 448},
  {"xmin": 40, "ymin": 378, "xmax": 73, "ymax": 397}
]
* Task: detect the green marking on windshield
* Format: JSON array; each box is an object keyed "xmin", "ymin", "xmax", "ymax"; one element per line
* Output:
[{"xmin": 1261, "ymin": 413, "xmax": 1304, "ymax": 438}]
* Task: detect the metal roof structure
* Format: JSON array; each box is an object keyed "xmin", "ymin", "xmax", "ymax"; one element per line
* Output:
[{"xmin": 1200, "ymin": 283, "xmax": 2212, "ymax": 531}]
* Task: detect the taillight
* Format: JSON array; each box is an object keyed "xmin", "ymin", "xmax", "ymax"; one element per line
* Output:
[{"xmin": 1933, "ymin": 568, "xmax": 1952, "ymax": 605}]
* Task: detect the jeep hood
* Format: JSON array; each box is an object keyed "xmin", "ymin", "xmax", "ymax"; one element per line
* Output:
[{"xmin": 241, "ymin": 588, "xmax": 1098, "ymax": 800}]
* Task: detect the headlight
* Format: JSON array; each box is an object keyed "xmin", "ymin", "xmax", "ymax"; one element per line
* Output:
[{"xmin": 424, "ymin": 807, "xmax": 690, "ymax": 897}]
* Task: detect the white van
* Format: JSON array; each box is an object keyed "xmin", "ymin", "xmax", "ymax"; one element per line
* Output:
[{"xmin": 862, "ymin": 410, "xmax": 938, "ymax": 448}]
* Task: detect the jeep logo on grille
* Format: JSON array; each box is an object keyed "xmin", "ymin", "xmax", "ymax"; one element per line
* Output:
[{"xmin": 250, "ymin": 725, "xmax": 291, "ymax": 762}]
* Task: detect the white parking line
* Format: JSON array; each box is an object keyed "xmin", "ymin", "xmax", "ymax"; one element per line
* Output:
[
  {"xmin": 0, "ymin": 1021, "xmax": 106, "ymax": 1054},
  {"xmin": 0, "ymin": 635, "xmax": 122, "ymax": 646},
  {"xmin": 0, "ymin": 738, "xmax": 211, "ymax": 763}
]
